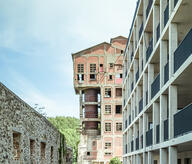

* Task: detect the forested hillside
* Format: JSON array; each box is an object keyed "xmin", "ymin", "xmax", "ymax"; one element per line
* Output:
[{"xmin": 48, "ymin": 116, "xmax": 80, "ymax": 162}]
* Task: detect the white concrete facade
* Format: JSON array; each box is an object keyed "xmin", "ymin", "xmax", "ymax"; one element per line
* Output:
[{"xmin": 123, "ymin": 0, "xmax": 192, "ymax": 163}]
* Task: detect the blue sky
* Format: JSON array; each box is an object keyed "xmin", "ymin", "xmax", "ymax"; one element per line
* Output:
[{"xmin": 0, "ymin": 0, "xmax": 136, "ymax": 117}]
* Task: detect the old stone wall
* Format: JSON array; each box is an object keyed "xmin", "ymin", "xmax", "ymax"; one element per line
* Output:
[{"xmin": 0, "ymin": 82, "xmax": 67, "ymax": 164}]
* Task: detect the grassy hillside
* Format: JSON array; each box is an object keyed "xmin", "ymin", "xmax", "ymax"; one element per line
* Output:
[{"xmin": 48, "ymin": 116, "xmax": 80, "ymax": 162}]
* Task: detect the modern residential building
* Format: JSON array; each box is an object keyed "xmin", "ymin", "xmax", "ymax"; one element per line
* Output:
[
  {"xmin": 72, "ymin": 36, "xmax": 127, "ymax": 164},
  {"xmin": 123, "ymin": 0, "xmax": 192, "ymax": 163}
]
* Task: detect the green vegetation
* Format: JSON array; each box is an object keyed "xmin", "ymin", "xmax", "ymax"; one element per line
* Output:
[
  {"xmin": 48, "ymin": 116, "xmax": 80, "ymax": 163},
  {"xmin": 109, "ymin": 157, "xmax": 121, "ymax": 164}
]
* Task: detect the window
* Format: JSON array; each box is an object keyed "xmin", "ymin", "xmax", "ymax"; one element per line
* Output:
[
  {"xmin": 100, "ymin": 64, "xmax": 103, "ymax": 67},
  {"xmin": 105, "ymin": 88, "xmax": 111, "ymax": 97},
  {"xmin": 90, "ymin": 64, "xmax": 96, "ymax": 73},
  {"xmin": 77, "ymin": 74, "xmax": 84, "ymax": 81},
  {"xmin": 30, "ymin": 139, "xmax": 35, "ymax": 161},
  {"xmin": 105, "ymin": 142, "xmax": 111, "ymax": 149},
  {"xmin": 13, "ymin": 132, "xmax": 21, "ymax": 160},
  {"xmin": 105, "ymin": 152, "xmax": 112, "ymax": 156},
  {"xmin": 116, "ymin": 73, "xmax": 122, "ymax": 78},
  {"xmin": 105, "ymin": 105, "xmax": 111, "ymax": 114},
  {"xmin": 116, "ymin": 88, "xmax": 122, "ymax": 97},
  {"xmin": 87, "ymin": 152, "xmax": 90, "ymax": 156},
  {"xmin": 109, "ymin": 63, "xmax": 113, "ymax": 68},
  {"xmin": 115, "ymin": 105, "xmax": 122, "ymax": 114},
  {"xmin": 92, "ymin": 141, "xmax": 96, "ymax": 146},
  {"xmin": 77, "ymin": 64, "xmax": 84, "ymax": 73},
  {"xmin": 40, "ymin": 142, "xmax": 46, "ymax": 160},
  {"xmin": 121, "ymin": 50, "xmax": 124, "ymax": 54},
  {"xmin": 109, "ymin": 75, "xmax": 113, "ymax": 80},
  {"xmin": 116, "ymin": 122, "xmax": 122, "ymax": 131},
  {"xmin": 90, "ymin": 74, "xmax": 96, "ymax": 80},
  {"xmin": 120, "ymin": 74, "xmax": 122, "ymax": 78},
  {"xmin": 105, "ymin": 123, "xmax": 111, "ymax": 132},
  {"xmin": 51, "ymin": 146, "xmax": 54, "ymax": 163}
]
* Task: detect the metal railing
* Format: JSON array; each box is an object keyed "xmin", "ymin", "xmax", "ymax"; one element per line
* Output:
[
  {"xmin": 139, "ymin": 98, "xmax": 143, "ymax": 113},
  {"xmin": 174, "ymin": 28, "xmax": 192, "ymax": 72},
  {"xmin": 146, "ymin": 0, "xmax": 153, "ymax": 19},
  {"xmin": 136, "ymin": 137, "xmax": 139, "ymax": 150},
  {"xmin": 174, "ymin": 103, "xmax": 192, "ymax": 137},
  {"xmin": 146, "ymin": 38, "xmax": 153, "ymax": 62},
  {"xmin": 164, "ymin": 4, "xmax": 169, "ymax": 27},
  {"xmin": 156, "ymin": 23, "xmax": 160, "ymax": 42},
  {"xmin": 164, "ymin": 62, "xmax": 169, "ymax": 84},
  {"xmin": 156, "ymin": 124, "xmax": 160, "ymax": 144},
  {"xmin": 139, "ymin": 22, "xmax": 143, "ymax": 39},
  {"xmin": 151, "ymin": 73, "xmax": 160, "ymax": 99},
  {"xmin": 146, "ymin": 128, "xmax": 153, "ymax": 146},
  {"xmin": 164, "ymin": 119, "xmax": 169, "ymax": 141}
]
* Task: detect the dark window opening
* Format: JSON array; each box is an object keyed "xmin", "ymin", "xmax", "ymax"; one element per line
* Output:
[
  {"xmin": 87, "ymin": 152, "xmax": 90, "ymax": 156},
  {"xmin": 121, "ymin": 50, "xmax": 124, "ymax": 54},
  {"xmin": 90, "ymin": 74, "xmax": 96, "ymax": 80},
  {"xmin": 109, "ymin": 63, "xmax": 113, "ymax": 68},
  {"xmin": 40, "ymin": 142, "xmax": 46, "ymax": 160},
  {"xmin": 115, "ymin": 105, "xmax": 122, "ymax": 114},
  {"xmin": 77, "ymin": 74, "xmax": 84, "ymax": 81},
  {"xmin": 30, "ymin": 139, "xmax": 35, "ymax": 161},
  {"xmin": 116, "ymin": 88, "xmax": 122, "ymax": 97},
  {"xmin": 100, "ymin": 64, "xmax": 103, "ymax": 67},
  {"xmin": 13, "ymin": 132, "xmax": 21, "ymax": 160},
  {"xmin": 120, "ymin": 74, "xmax": 122, "ymax": 78},
  {"xmin": 105, "ymin": 88, "xmax": 111, "ymax": 97},
  {"xmin": 109, "ymin": 75, "xmax": 113, "ymax": 80}
]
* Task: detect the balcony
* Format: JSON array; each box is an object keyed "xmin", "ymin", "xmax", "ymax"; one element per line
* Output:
[
  {"xmin": 139, "ymin": 98, "xmax": 143, "ymax": 113},
  {"xmin": 146, "ymin": 128, "xmax": 153, "ymax": 146},
  {"xmin": 174, "ymin": 103, "xmax": 192, "ymax": 137},
  {"xmin": 164, "ymin": 119, "xmax": 169, "ymax": 141},
  {"xmin": 174, "ymin": 28, "xmax": 192, "ymax": 73},
  {"xmin": 156, "ymin": 124, "xmax": 160, "ymax": 144},
  {"xmin": 136, "ymin": 70, "xmax": 139, "ymax": 83},
  {"xmin": 164, "ymin": 4, "xmax": 169, "ymax": 27},
  {"xmin": 131, "ymin": 140, "xmax": 134, "ymax": 152},
  {"xmin": 164, "ymin": 62, "xmax": 169, "ymax": 84},
  {"xmin": 136, "ymin": 137, "xmax": 139, "ymax": 150},
  {"xmin": 146, "ymin": 0, "xmax": 153, "ymax": 20},
  {"xmin": 139, "ymin": 22, "xmax": 143, "ymax": 39},
  {"xmin": 156, "ymin": 23, "xmax": 160, "ymax": 42},
  {"xmin": 146, "ymin": 38, "xmax": 153, "ymax": 62},
  {"xmin": 151, "ymin": 73, "xmax": 160, "ymax": 99}
]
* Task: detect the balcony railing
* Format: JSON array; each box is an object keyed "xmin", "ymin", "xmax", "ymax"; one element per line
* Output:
[
  {"xmin": 136, "ymin": 137, "xmax": 139, "ymax": 150},
  {"xmin": 174, "ymin": 28, "xmax": 192, "ymax": 72},
  {"xmin": 164, "ymin": 62, "xmax": 169, "ymax": 84},
  {"xmin": 131, "ymin": 140, "xmax": 134, "ymax": 152},
  {"xmin": 146, "ymin": 38, "xmax": 153, "ymax": 62},
  {"xmin": 164, "ymin": 119, "xmax": 169, "ymax": 141},
  {"xmin": 139, "ymin": 22, "xmax": 143, "ymax": 39},
  {"xmin": 136, "ymin": 70, "xmax": 139, "ymax": 83},
  {"xmin": 139, "ymin": 98, "xmax": 143, "ymax": 113},
  {"xmin": 164, "ymin": 4, "xmax": 169, "ymax": 27},
  {"xmin": 151, "ymin": 73, "xmax": 160, "ymax": 99},
  {"xmin": 146, "ymin": 0, "xmax": 153, "ymax": 20},
  {"xmin": 146, "ymin": 128, "xmax": 153, "ymax": 146},
  {"xmin": 156, "ymin": 124, "xmax": 160, "ymax": 144},
  {"xmin": 156, "ymin": 23, "xmax": 160, "ymax": 42},
  {"xmin": 174, "ymin": 103, "xmax": 192, "ymax": 137}
]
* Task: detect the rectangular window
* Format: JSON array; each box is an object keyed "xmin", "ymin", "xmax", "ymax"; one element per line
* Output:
[
  {"xmin": 105, "ymin": 88, "xmax": 111, "ymax": 97},
  {"xmin": 40, "ymin": 142, "xmax": 46, "ymax": 160},
  {"xmin": 90, "ymin": 64, "xmax": 96, "ymax": 73},
  {"xmin": 13, "ymin": 132, "xmax": 21, "ymax": 160},
  {"xmin": 90, "ymin": 74, "xmax": 96, "ymax": 80},
  {"xmin": 77, "ymin": 64, "xmax": 84, "ymax": 73},
  {"xmin": 109, "ymin": 75, "xmax": 113, "ymax": 80},
  {"xmin": 77, "ymin": 74, "xmax": 84, "ymax": 81},
  {"xmin": 115, "ymin": 105, "xmax": 122, "ymax": 114},
  {"xmin": 30, "ymin": 139, "xmax": 35, "ymax": 161},
  {"xmin": 109, "ymin": 63, "xmax": 113, "ymax": 68},
  {"xmin": 105, "ymin": 152, "xmax": 112, "ymax": 156},
  {"xmin": 87, "ymin": 152, "xmax": 90, "ymax": 156},
  {"xmin": 105, "ymin": 105, "xmax": 111, "ymax": 114},
  {"xmin": 105, "ymin": 123, "xmax": 111, "ymax": 132},
  {"xmin": 105, "ymin": 142, "xmax": 111, "ymax": 149},
  {"xmin": 116, "ymin": 88, "xmax": 122, "ymax": 97},
  {"xmin": 116, "ymin": 122, "xmax": 122, "ymax": 131},
  {"xmin": 51, "ymin": 146, "xmax": 54, "ymax": 163}
]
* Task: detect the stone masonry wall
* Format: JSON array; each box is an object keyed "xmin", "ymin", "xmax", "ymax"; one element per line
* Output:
[{"xmin": 0, "ymin": 82, "xmax": 66, "ymax": 164}]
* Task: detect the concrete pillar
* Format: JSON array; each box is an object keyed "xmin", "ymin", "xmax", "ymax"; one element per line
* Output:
[
  {"xmin": 160, "ymin": 0, "xmax": 167, "ymax": 33},
  {"xmin": 134, "ymin": 59, "xmax": 139, "ymax": 85},
  {"xmin": 169, "ymin": 85, "xmax": 177, "ymax": 139},
  {"xmin": 160, "ymin": 148, "xmax": 168, "ymax": 164},
  {"xmin": 139, "ymin": 44, "xmax": 143, "ymax": 74},
  {"xmin": 136, "ymin": 154, "xmax": 141, "ymax": 164},
  {"xmin": 143, "ymin": 152, "xmax": 148, "ymax": 164},
  {"xmin": 153, "ymin": 102, "xmax": 160, "ymax": 144},
  {"xmin": 143, "ymin": 113, "xmax": 148, "ymax": 148},
  {"xmin": 148, "ymin": 64, "xmax": 155, "ymax": 101},
  {"xmin": 139, "ymin": 117, "xmax": 143, "ymax": 149},
  {"xmin": 148, "ymin": 151, "xmax": 153, "ymax": 164},
  {"xmin": 153, "ymin": 5, "xmax": 160, "ymax": 45},
  {"xmin": 143, "ymin": 0, "xmax": 147, "ymax": 24},
  {"xmin": 160, "ymin": 94, "xmax": 168, "ymax": 142},
  {"xmin": 137, "ymin": 86, "xmax": 141, "ymax": 115},
  {"xmin": 160, "ymin": 40, "xmax": 168, "ymax": 88},
  {"xmin": 143, "ymin": 72, "xmax": 148, "ymax": 106},
  {"xmin": 169, "ymin": 23, "xmax": 178, "ymax": 77},
  {"xmin": 169, "ymin": 146, "xmax": 177, "ymax": 164}
]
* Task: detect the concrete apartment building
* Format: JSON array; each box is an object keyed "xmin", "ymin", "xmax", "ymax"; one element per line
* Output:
[
  {"xmin": 123, "ymin": 0, "xmax": 192, "ymax": 163},
  {"xmin": 72, "ymin": 36, "xmax": 127, "ymax": 164}
]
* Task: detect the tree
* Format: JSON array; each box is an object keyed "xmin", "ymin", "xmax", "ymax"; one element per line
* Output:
[{"xmin": 109, "ymin": 157, "xmax": 121, "ymax": 164}]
